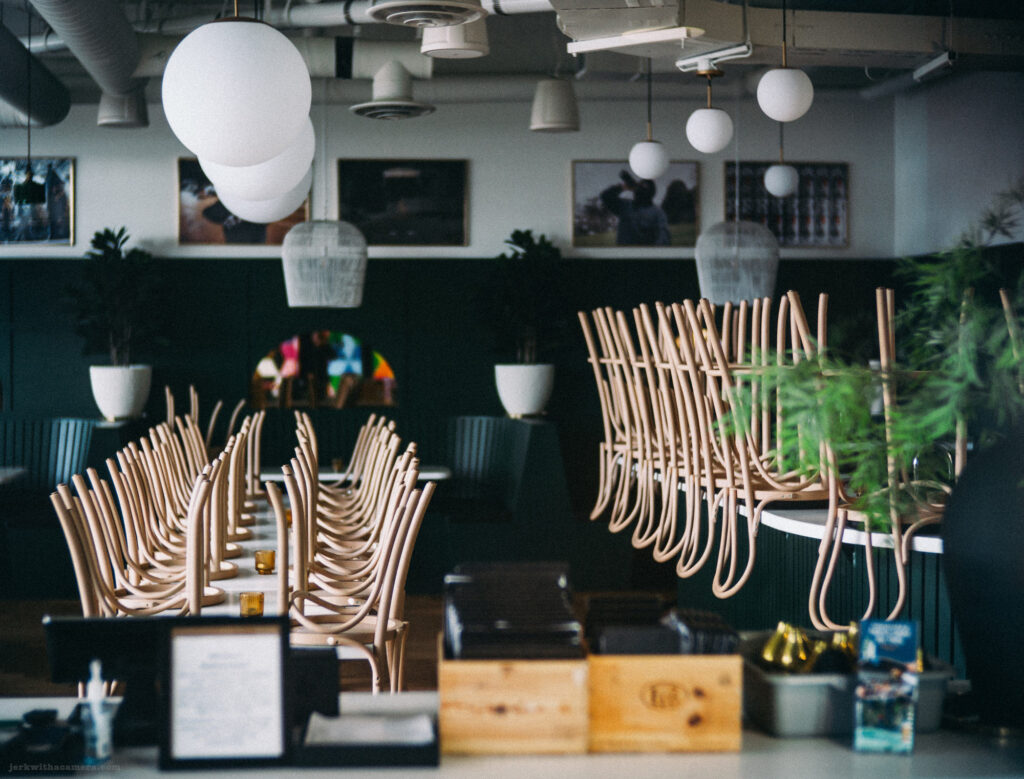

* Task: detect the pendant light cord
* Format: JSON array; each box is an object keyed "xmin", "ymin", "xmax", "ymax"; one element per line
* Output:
[
  {"xmin": 781, "ymin": 0, "xmax": 788, "ymax": 68},
  {"xmin": 645, "ymin": 57, "xmax": 653, "ymax": 142},
  {"xmin": 23, "ymin": 0, "xmax": 31, "ymax": 176},
  {"xmin": 778, "ymin": 122, "xmax": 785, "ymax": 164}
]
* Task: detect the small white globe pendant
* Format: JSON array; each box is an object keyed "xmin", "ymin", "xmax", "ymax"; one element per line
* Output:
[
  {"xmin": 757, "ymin": 67, "xmax": 814, "ymax": 123},
  {"xmin": 686, "ymin": 108, "xmax": 734, "ymax": 154},
  {"xmin": 764, "ymin": 163, "xmax": 799, "ymax": 198},
  {"xmin": 628, "ymin": 140, "xmax": 669, "ymax": 180}
]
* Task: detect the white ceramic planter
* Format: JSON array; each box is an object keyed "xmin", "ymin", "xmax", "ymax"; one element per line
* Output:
[
  {"xmin": 494, "ymin": 363, "xmax": 555, "ymax": 418},
  {"xmin": 89, "ymin": 364, "xmax": 152, "ymax": 421}
]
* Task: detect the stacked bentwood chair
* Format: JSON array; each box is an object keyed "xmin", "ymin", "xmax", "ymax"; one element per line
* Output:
[
  {"xmin": 265, "ymin": 412, "xmax": 435, "ymax": 693},
  {"xmin": 49, "ymin": 414, "xmax": 250, "ymax": 620},
  {"xmin": 580, "ymin": 293, "xmax": 832, "ymax": 591},
  {"xmin": 580, "ymin": 287, "xmax": 996, "ymax": 630}
]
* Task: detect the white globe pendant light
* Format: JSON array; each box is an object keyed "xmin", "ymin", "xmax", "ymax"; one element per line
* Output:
[
  {"xmin": 756, "ymin": 0, "xmax": 813, "ymax": 122},
  {"xmin": 162, "ymin": 16, "xmax": 311, "ymax": 166},
  {"xmin": 764, "ymin": 164, "xmax": 799, "ymax": 198},
  {"xmin": 685, "ymin": 67, "xmax": 733, "ymax": 154},
  {"xmin": 763, "ymin": 122, "xmax": 799, "ymax": 198},
  {"xmin": 200, "ymin": 117, "xmax": 315, "ymax": 202},
  {"xmin": 757, "ymin": 68, "xmax": 813, "ymax": 122},
  {"xmin": 628, "ymin": 58, "xmax": 670, "ymax": 181},
  {"xmin": 218, "ymin": 167, "xmax": 312, "ymax": 224},
  {"xmin": 686, "ymin": 109, "xmax": 733, "ymax": 154},
  {"xmin": 629, "ymin": 140, "xmax": 669, "ymax": 180}
]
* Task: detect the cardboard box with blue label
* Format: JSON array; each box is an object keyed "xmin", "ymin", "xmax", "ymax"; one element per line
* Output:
[{"xmin": 854, "ymin": 620, "xmax": 920, "ymax": 754}]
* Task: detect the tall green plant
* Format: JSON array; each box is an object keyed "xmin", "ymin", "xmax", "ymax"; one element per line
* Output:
[
  {"xmin": 67, "ymin": 227, "xmax": 162, "ymax": 366},
  {"xmin": 723, "ymin": 180, "xmax": 1024, "ymax": 531},
  {"xmin": 483, "ymin": 229, "xmax": 569, "ymax": 364}
]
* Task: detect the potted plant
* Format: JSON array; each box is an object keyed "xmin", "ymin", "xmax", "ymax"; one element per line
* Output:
[
  {"xmin": 746, "ymin": 180, "xmax": 1024, "ymax": 728},
  {"xmin": 66, "ymin": 227, "xmax": 162, "ymax": 421},
  {"xmin": 481, "ymin": 229, "xmax": 570, "ymax": 417}
]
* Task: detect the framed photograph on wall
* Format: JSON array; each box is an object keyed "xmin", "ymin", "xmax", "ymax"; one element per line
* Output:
[
  {"xmin": 177, "ymin": 158, "xmax": 309, "ymax": 245},
  {"xmin": 0, "ymin": 157, "xmax": 74, "ymax": 246},
  {"xmin": 572, "ymin": 160, "xmax": 699, "ymax": 248},
  {"xmin": 337, "ymin": 159, "xmax": 467, "ymax": 246},
  {"xmin": 725, "ymin": 161, "xmax": 849, "ymax": 247}
]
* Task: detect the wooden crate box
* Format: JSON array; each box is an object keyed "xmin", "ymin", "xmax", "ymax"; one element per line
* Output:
[
  {"xmin": 588, "ymin": 654, "xmax": 742, "ymax": 753},
  {"xmin": 438, "ymin": 649, "xmax": 589, "ymax": 755}
]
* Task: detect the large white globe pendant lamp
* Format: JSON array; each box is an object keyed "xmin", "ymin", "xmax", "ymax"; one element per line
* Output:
[
  {"xmin": 756, "ymin": 0, "xmax": 813, "ymax": 122},
  {"xmin": 218, "ymin": 167, "xmax": 312, "ymax": 224},
  {"xmin": 685, "ymin": 66, "xmax": 733, "ymax": 154},
  {"xmin": 162, "ymin": 14, "xmax": 311, "ymax": 166},
  {"xmin": 628, "ymin": 58, "xmax": 670, "ymax": 181},
  {"xmin": 763, "ymin": 122, "xmax": 799, "ymax": 198},
  {"xmin": 200, "ymin": 117, "xmax": 315, "ymax": 202}
]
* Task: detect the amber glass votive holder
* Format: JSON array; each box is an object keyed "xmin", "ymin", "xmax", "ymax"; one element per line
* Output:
[
  {"xmin": 239, "ymin": 591, "xmax": 264, "ymax": 617},
  {"xmin": 255, "ymin": 549, "xmax": 275, "ymax": 575}
]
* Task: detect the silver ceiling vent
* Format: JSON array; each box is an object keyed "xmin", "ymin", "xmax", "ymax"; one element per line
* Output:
[
  {"xmin": 366, "ymin": 0, "xmax": 486, "ymax": 28},
  {"xmin": 350, "ymin": 61, "xmax": 435, "ymax": 119}
]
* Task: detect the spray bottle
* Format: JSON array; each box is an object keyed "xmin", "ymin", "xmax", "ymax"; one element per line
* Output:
[{"xmin": 81, "ymin": 659, "xmax": 112, "ymax": 765}]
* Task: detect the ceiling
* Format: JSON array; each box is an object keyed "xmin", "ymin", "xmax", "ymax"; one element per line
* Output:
[{"xmin": 2, "ymin": 0, "xmax": 1024, "ymax": 116}]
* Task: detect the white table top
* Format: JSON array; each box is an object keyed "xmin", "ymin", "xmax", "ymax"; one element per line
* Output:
[
  {"xmin": 757, "ymin": 505, "xmax": 944, "ymax": 554},
  {"xmin": 2, "ymin": 694, "xmax": 1021, "ymax": 778},
  {"xmin": 260, "ymin": 465, "xmax": 451, "ymax": 483}
]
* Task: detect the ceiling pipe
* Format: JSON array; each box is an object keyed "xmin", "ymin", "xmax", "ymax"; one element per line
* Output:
[
  {"xmin": 131, "ymin": 36, "xmax": 432, "ymax": 81},
  {"xmin": 99, "ymin": 0, "xmax": 555, "ymax": 38},
  {"xmin": 29, "ymin": 0, "xmax": 148, "ymax": 126},
  {"xmin": 314, "ymin": 73, "xmax": 729, "ymax": 103},
  {"xmin": 0, "ymin": 23, "xmax": 69, "ymax": 127}
]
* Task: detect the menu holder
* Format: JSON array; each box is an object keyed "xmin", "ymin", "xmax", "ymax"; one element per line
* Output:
[{"xmin": 159, "ymin": 617, "xmax": 290, "ymax": 770}]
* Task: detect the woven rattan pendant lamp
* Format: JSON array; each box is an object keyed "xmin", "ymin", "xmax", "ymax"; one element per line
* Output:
[
  {"xmin": 281, "ymin": 84, "xmax": 367, "ymax": 308},
  {"xmin": 282, "ymin": 220, "xmax": 367, "ymax": 307},
  {"xmin": 694, "ymin": 91, "xmax": 778, "ymax": 304}
]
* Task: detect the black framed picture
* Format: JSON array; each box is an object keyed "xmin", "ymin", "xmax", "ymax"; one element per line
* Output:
[
  {"xmin": 0, "ymin": 157, "xmax": 74, "ymax": 245},
  {"xmin": 572, "ymin": 160, "xmax": 699, "ymax": 248},
  {"xmin": 725, "ymin": 161, "xmax": 849, "ymax": 247},
  {"xmin": 337, "ymin": 159, "xmax": 467, "ymax": 246}
]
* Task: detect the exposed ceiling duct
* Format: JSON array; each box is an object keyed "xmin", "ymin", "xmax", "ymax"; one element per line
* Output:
[
  {"xmin": 28, "ymin": 0, "xmax": 146, "ymax": 126},
  {"xmin": 0, "ymin": 21, "xmax": 69, "ymax": 128},
  {"xmin": 5, "ymin": 0, "xmax": 1024, "ymax": 125},
  {"xmin": 131, "ymin": 36, "xmax": 433, "ymax": 82}
]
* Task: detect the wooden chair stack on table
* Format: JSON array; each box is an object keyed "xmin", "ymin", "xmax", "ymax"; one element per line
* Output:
[
  {"xmin": 806, "ymin": 288, "xmax": 959, "ymax": 631},
  {"xmin": 265, "ymin": 414, "xmax": 436, "ymax": 693},
  {"xmin": 579, "ymin": 292, "xmax": 836, "ymax": 605},
  {"xmin": 49, "ymin": 410, "xmax": 273, "ymax": 622},
  {"xmin": 50, "ymin": 466, "xmax": 213, "ymax": 618}
]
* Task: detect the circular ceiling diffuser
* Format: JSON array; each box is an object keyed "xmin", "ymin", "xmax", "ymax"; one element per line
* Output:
[
  {"xmin": 350, "ymin": 100, "xmax": 435, "ymax": 120},
  {"xmin": 351, "ymin": 61, "xmax": 436, "ymax": 120},
  {"xmin": 367, "ymin": 0, "xmax": 485, "ymax": 28}
]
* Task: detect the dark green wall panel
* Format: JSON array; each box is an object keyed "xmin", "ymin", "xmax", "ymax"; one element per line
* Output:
[{"xmin": 1, "ymin": 255, "xmax": 900, "ymax": 593}]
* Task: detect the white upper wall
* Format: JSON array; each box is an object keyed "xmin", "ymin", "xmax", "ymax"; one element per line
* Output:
[
  {"xmin": 0, "ymin": 71, "xmax": 1014, "ymax": 261},
  {"xmin": 895, "ymin": 71, "xmax": 1024, "ymax": 256}
]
